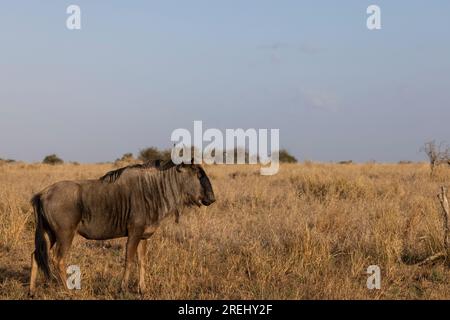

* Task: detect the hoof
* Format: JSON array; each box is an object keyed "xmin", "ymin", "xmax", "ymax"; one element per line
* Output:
[{"xmin": 138, "ymin": 285, "xmax": 147, "ymax": 295}]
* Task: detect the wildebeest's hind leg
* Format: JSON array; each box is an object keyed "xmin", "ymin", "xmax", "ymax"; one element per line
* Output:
[
  {"xmin": 121, "ymin": 233, "xmax": 142, "ymax": 293},
  {"xmin": 137, "ymin": 240, "xmax": 148, "ymax": 294},
  {"xmin": 29, "ymin": 253, "xmax": 39, "ymax": 296},
  {"xmin": 53, "ymin": 230, "xmax": 76, "ymax": 290},
  {"xmin": 29, "ymin": 236, "xmax": 55, "ymax": 297}
]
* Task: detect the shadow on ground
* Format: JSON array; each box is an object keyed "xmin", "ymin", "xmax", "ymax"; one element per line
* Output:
[{"xmin": 0, "ymin": 266, "xmax": 30, "ymax": 285}]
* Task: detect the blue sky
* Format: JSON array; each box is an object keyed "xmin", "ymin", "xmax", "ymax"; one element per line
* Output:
[{"xmin": 1, "ymin": 1, "xmax": 449, "ymax": 162}]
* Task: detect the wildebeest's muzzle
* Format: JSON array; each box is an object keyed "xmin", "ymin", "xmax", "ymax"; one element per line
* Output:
[
  {"xmin": 200, "ymin": 173, "xmax": 216, "ymax": 206},
  {"xmin": 202, "ymin": 193, "xmax": 215, "ymax": 206}
]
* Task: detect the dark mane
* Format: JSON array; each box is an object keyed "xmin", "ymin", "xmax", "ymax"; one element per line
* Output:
[{"xmin": 100, "ymin": 159, "xmax": 176, "ymax": 183}]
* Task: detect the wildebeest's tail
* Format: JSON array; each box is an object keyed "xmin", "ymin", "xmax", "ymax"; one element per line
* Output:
[{"xmin": 31, "ymin": 193, "xmax": 52, "ymax": 279}]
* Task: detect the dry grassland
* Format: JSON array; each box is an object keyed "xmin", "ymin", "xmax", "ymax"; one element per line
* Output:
[{"xmin": 0, "ymin": 162, "xmax": 449, "ymax": 299}]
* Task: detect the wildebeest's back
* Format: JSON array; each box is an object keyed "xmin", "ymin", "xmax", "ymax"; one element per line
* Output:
[{"xmin": 77, "ymin": 179, "xmax": 135, "ymax": 240}]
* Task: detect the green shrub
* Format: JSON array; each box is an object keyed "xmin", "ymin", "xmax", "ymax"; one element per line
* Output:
[
  {"xmin": 42, "ymin": 154, "xmax": 63, "ymax": 165},
  {"xmin": 279, "ymin": 150, "xmax": 298, "ymax": 163}
]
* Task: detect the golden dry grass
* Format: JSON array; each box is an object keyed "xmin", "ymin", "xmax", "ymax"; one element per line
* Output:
[{"xmin": 0, "ymin": 162, "xmax": 449, "ymax": 299}]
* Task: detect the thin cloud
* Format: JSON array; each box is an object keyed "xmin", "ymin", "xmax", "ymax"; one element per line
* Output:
[
  {"xmin": 297, "ymin": 43, "xmax": 325, "ymax": 55},
  {"xmin": 258, "ymin": 42, "xmax": 325, "ymax": 55},
  {"xmin": 302, "ymin": 90, "xmax": 339, "ymax": 111}
]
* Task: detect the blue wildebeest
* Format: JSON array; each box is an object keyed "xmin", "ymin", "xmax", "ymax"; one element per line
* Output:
[{"xmin": 29, "ymin": 160, "xmax": 215, "ymax": 296}]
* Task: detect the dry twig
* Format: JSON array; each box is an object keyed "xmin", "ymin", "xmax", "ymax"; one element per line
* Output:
[{"xmin": 417, "ymin": 186, "xmax": 449, "ymax": 266}]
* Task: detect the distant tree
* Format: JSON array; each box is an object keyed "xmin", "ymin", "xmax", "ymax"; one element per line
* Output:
[
  {"xmin": 118, "ymin": 153, "xmax": 134, "ymax": 162},
  {"xmin": 138, "ymin": 147, "xmax": 172, "ymax": 162},
  {"xmin": 338, "ymin": 160, "xmax": 353, "ymax": 165},
  {"xmin": 279, "ymin": 149, "xmax": 298, "ymax": 163},
  {"xmin": 43, "ymin": 154, "xmax": 63, "ymax": 165},
  {"xmin": 123, "ymin": 153, "xmax": 133, "ymax": 160},
  {"xmin": 138, "ymin": 147, "xmax": 161, "ymax": 162},
  {"xmin": 0, "ymin": 157, "xmax": 15, "ymax": 163},
  {"xmin": 421, "ymin": 140, "xmax": 450, "ymax": 176},
  {"xmin": 159, "ymin": 149, "xmax": 172, "ymax": 160}
]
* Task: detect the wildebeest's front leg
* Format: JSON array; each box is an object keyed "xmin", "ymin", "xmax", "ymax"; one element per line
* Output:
[
  {"xmin": 137, "ymin": 240, "xmax": 147, "ymax": 294},
  {"xmin": 121, "ymin": 232, "xmax": 142, "ymax": 292}
]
